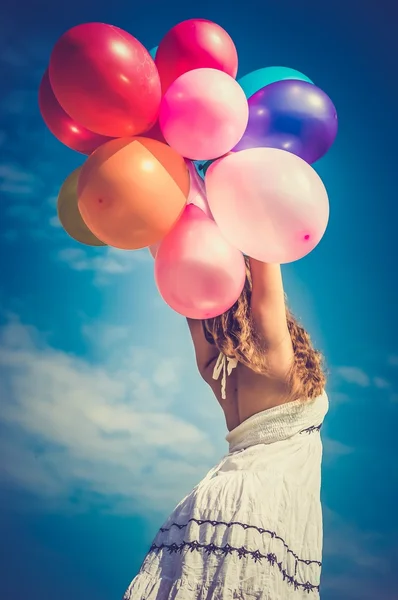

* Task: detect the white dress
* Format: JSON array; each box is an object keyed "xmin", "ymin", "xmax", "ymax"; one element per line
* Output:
[{"xmin": 123, "ymin": 354, "xmax": 329, "ymax": 599}]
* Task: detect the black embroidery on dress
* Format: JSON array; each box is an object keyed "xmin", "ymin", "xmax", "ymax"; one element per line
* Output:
[
  {"xmin": 147, "ymin": 540, "xmax": 319, "ymax": 593},
  {"xmin": 159, "ymin": 518, "xmax": 322, "ymax": 567},
  {"xmin": 300, "ymin": 423, "xmax": 322, "ymax": 435}
]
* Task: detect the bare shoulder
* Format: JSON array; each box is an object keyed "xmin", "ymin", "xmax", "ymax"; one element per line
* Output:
[{"xmin": 187, "ymin": 318, "xmax": 240, "ymax": 430}]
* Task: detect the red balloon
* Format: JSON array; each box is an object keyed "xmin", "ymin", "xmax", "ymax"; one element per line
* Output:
[
  {"xmin": 155, "ymin": 19, "xmax": 238, "ymax": 93},
  {"xmin": 38, "ymin": 70, "xmax": 111, "ymax": 155},
  {"xmin": 49, "ymin": 23, "xmax": 161, "ymax": 138}
]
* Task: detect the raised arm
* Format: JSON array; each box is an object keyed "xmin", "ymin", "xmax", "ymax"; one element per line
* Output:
[
  {"xmin": 249, "ymin": 259, "xmax": 294, "ymax": 375},
  {"xmin": 187, "ymin": 260, "xmax": 293, "ymax": 381},
  {"xmin": 186, "ymin": 318, "xmax": 219, "ymax": 378}
]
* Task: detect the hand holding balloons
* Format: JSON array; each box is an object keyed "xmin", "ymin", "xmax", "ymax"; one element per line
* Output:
[{"xmin": 155, "ymin": 205, "xmax": 246, "ymax": 319}]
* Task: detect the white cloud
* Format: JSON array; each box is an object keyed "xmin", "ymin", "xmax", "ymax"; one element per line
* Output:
[
  {"xmin": 0, "ymin": 165, "xmax": 68, "ymax": 244},
  {"xmin": 322, "ymin": 507, "xmax": 395, "ymax": 599},
  {"xmin": 373, "ymin": 377, "xmax": 390, "ymax": 389},
  {"xmin": 0, "ymin": 89, "xmax": 40, "ymax": 117},
  {"xmin": 0, "ymin": 229, "xmax": 18, "ymax": 243},
  {"xmin": 388, "ymin": 355, "xmax": 398, "ymax": 367},
  {"xmin": 0, "ymin": 163, "xmax": 37, "ymax": 195},
  {"xmin": 0, "ymin": 47, "xmax": 27, "ymax": 67},
  {"xmin": 153, "ymin": 358, "xmax": 182, "ymax": 389},
  {"xmin": 81, "ymin": 322, "xmax": 130, "ymax": 348},
  {"xmin": 0, "ymin": 164, "xmax": 35, "ymax": 183},
  {"xmin": 333, "ymin": 365, "xmax": 397, "ymax": 401},
  {"xmin": 335, "ymin": 366, "xmax": 370, "ymax": 387},
  {"xmin": 0, "ymin": 162, "xmax": 152, "ymax": 287},
  {"xmin": 0, "ymin": 315, "xmax": 368, "ymax": 525},
  {"xmin": 49, "ymin": 215, "xmax": 61, "ymax": 228},
  {"xmin": 47, "ymin": 195, "xmax": 58, "ymax": 209},
  {"xmin": 1, "ymin": 316, "xmax": 391, "ymax": 599},
  {"xmin": 6, "ymin": 203, "xmax": 39, "ymax": 222},
  {"xmin": 56, "ymin": 246, "xmax": 151, "ymax": 284},
  {"xmin": 323, "ymin": 506, "xmax": 387, "ymax": 572},
  {"xmin": 0, "ymin": 317, "xmax": 221, "ymax": 515},
  {"xmin": 329, "ymin": 391, "xmax": 350, "ymax": 407},
  {"xmin": 322, "ymin": 573, "xmax": 397, "ymax": 600},
  {"xmin": 0, "ymin": 35, "xmax": 49, "ymax": 73},
  {"xmin": 323, "ymin": 437, "xmax": 353, "ymax": 462}
]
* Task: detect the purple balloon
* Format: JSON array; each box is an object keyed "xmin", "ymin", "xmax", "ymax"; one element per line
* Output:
[{"xmin": 233, "ymin": 79, "xmax": 338, "ymax": 163}]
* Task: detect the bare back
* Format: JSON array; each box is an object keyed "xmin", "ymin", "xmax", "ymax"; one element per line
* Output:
[{"xmin": 202, "ymin": 353, "xmax": 294, "ymax": 431}]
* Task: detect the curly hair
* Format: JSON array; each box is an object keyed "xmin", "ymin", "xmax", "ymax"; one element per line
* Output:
[{"xmin": 203, "ymin": 258, "xmax": 326, "ymax": 400}]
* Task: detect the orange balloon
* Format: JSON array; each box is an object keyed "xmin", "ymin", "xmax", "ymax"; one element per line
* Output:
[{"xmin": 77, "ymin": 137, "xmax": 189, "ymax": 249}]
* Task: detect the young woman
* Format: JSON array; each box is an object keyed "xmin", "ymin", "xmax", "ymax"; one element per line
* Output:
[{"xmin": 123, "ymin": 258, "xmax": 328, "ymax": 599}]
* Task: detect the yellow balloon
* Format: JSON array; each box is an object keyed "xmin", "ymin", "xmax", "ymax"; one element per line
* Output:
[{"xmin": 57, "ymin": 167, "xmax": 106, "ymax": 246}]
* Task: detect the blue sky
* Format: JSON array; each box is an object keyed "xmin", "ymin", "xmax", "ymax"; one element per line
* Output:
[{"xmin": 0, "ymin": 1, "xmax": 397, "ymax": 599}]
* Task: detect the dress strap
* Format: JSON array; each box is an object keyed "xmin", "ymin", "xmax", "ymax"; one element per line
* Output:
[{"xmin": 212, "ymin": 352, "xmax": 238, "ymax": 400}]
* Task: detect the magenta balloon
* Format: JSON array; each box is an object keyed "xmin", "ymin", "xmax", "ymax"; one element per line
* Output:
[
  {"xmin": 155, "ymin": 205, "xmax": 246, "ymax": 319},
  {"xmin": 49, "ymin": 23, "xmax": 161, "ymax": 138},
  {"xmin": 38, "ymin": 70, "xmax": 111, "ymax": 154},
  {"xmin": 155, "ymin": 19, "xmax": 238, "ymax": 93},
  {"xmin": 186, "ymin": 161, "xmax": 213, "ymax": 219},
  {"xmin": 159, "ymin": 68, "xmax": 249, "ymax": 160},
  {"xmin": 206, "ymin": 148, "xmax": 329, "ymax": 264}
]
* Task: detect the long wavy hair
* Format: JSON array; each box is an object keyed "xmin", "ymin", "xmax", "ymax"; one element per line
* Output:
[{"xmin": 203, "ymin": 258, "xmax": 326, "ymax": 400}]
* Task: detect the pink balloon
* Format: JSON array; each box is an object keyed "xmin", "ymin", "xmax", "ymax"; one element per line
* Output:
[
  {"xmin": 155, "ymin": 204, "xmax": 246, "ymax": 319},
  {"xmin": 159, "ymin": 68, "xmax": 249, "ymax": 161},
  {"xmin": 38, "ymin": 70, "xmax": 112, "ymax": 154},
  {"xmin": 186, "ymin": 160, "xmax": 213, "ymax": 219},
  {"xmin": 205, "ymin": 148, "xmax": 329, "ymax": 264}
]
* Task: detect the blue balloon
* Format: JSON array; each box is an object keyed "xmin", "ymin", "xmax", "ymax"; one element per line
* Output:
[
  {"xmin": 149, "ymin": 46, "xmax": 158, "ymax": 60},
  {"xmin": 193, "ymin": 160, "xmax": 213, "ymax": 180},
  {"xmin": 238, "ymin": 66, "xmax": 313, "ymax": 99}
]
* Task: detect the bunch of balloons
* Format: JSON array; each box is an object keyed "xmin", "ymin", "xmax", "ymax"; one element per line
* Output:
[{"xmin": 40, "ymin": 18, "xmax": 337, "ymax": 320}]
